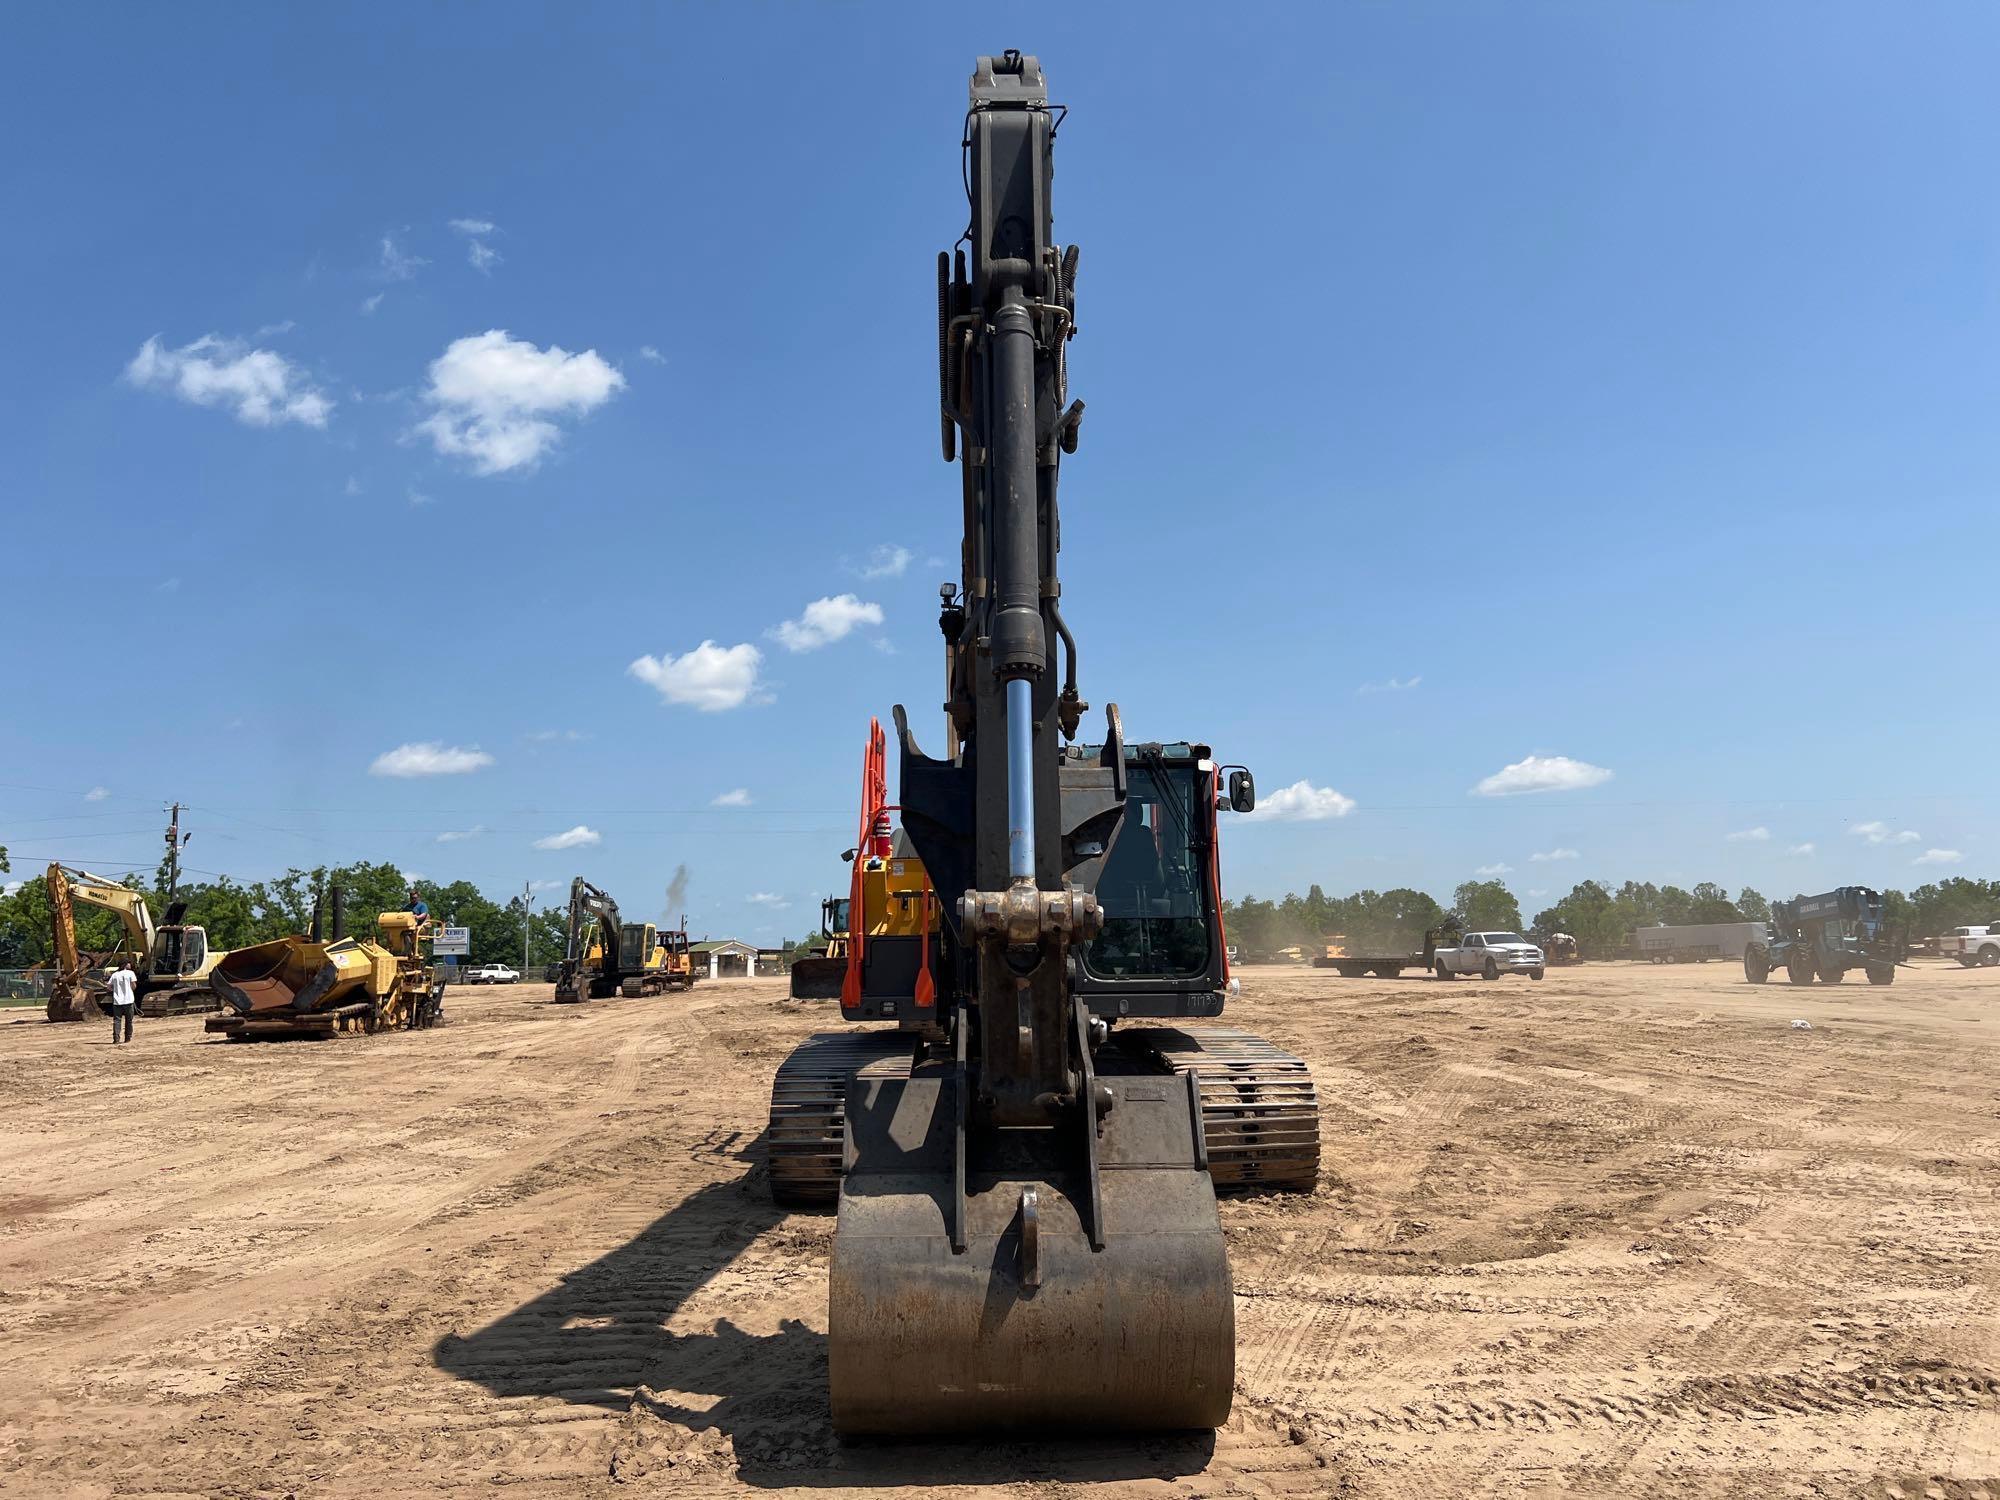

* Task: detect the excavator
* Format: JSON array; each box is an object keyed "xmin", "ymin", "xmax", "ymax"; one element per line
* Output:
[
  {"xmin": 772, "ymin": 54, "xmax": 1321, "ymax": 1436},
  {"xmin": 552, "ymin": 877, "xmax": 694, "ymax": 1001},
  {"xmin": 44, "ymin": 863, "xmax": 225, "ymax": 1022},
  {"xmin": 786, "ymin": 722, "xmax": 940, "ymax": 1003}
]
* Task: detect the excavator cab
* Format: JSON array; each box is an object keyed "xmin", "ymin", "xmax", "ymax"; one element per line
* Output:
[{"xmin": 1081, "ymin": 744, "xmax": 1229, "ymax": 994}]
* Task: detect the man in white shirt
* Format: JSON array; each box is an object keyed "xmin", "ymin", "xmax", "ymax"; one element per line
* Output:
[{"xmin": 106, "ymin": 960, "xmax": 138, "ymax": 1045}]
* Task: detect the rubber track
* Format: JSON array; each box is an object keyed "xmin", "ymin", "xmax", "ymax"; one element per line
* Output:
[
  {"xmin": 1127, "ymin": 1024, "xmax": 1321, "ymax": 1190},
  {"xmin": 766, "ymin": 1031, "xmax": 911, "ymax": 1206},
  {"xmin": 766, "ymin": 1023, "xmax": 1321, "ymax": 1205}
]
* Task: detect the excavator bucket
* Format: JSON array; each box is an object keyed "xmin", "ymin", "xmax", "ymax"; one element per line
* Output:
[{"xmin": 828, "ymin": 1063, "xmax": 1234, "ymax": 1435}]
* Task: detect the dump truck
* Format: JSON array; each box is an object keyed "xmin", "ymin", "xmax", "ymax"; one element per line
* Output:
[
  {"xmin": 1743, "ymin": 887, "xmax": 1900, "ymax": 985},
  {"xmin": 767, "ymin": 54, "xmax": 1321, "ymax": 1436},
  {"xmin": 204, "ymin": 903, "xmax": 445, "ymax": 1039},
  {"xmin": 552, "ymin": 877, "xmax": 695, "ymax": 1000},
  {"xmin": 44, "ymin": 864, "xmax": 225, "ymax": 1022}
]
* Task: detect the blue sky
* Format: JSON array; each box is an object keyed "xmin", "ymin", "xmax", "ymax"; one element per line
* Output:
[{"xmin": 3, "ymin": 4, "xmax": 1995, "ymax": 938}]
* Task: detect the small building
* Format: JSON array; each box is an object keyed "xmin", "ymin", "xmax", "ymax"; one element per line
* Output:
[{"xmin": 689, "ymin": 939, "xmax": 760, "ymax": 979}]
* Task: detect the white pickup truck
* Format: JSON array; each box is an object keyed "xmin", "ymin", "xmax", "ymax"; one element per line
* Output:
[
  {"xmin": 1433, "ymin": 931, "xmax": 1545, "ymax": 981},
  {"xmin": 465, "ymin": 963, "xmax": 521, "ymax": 985},
  {"xmin": 1944, "ymin": 926, "xmax": 1998, "ymax": 968}
]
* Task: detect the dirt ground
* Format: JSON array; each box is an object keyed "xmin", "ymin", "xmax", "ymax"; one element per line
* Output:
[{"xmin": 1, "ymin": 960, "xmax": 1995, "ymax": 1498}]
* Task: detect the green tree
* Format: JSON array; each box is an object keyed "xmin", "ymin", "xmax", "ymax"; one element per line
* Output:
[
  {"xmin": 1222, "ymin": 895, "xmax": 1285, "ymax": 957},
  {"xmin": 1736, "ymin": 887, "xmax": 1770, "ymax": 923},
  {"xmin": 1655, "ymin": 885, "xmax": 1695, "ymax": 926},
  {"xmin": 1534, "ymin": 880, "xmax": 1624, "ymax": 958},
  {"xmin": 1689, "ymin": 881, "xmax": 1739, "ymax": 923},
  {"xmin": 1453, "ymin": 879, "xmax": 1524, "ymax": 934},
  {"xmin": 173, "ymin": 877, "xmax": 262, "ymax": 951}
]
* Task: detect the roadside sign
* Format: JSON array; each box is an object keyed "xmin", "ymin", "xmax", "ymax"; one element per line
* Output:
[{"xmin": 434, "ymin": 925, "xmax": 471, "ymax": 956}]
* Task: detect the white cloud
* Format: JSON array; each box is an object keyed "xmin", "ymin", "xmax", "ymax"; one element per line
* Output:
[
  {"xmin": 2, "ymin": 880, "xmax": 22, "ymax": 897},
  {"xmin": 1787, "ymin": 842, "xmax": 1816, "ymax": 856},
  {"xmin": 126, "ymin": 334, "xmax": 333, "ymax": 429},
  {"xmin": 448, "ymin": 218, "xmax": 497, "ymax": 236},
  {"xmin": 84, "ymin": 786, "xmax": 111, "ymax": 802},
  {"xmin": 861, "ymin": 544, "xmax": 913, "ymax": 579},
  {"xmin": 360, "ymin": 293, "xmax": 385, "ymax": 316},
  {"xmin": 1851, "ymin": 820, "xmax": 1920, "ymax": 846},
  {"xmin": 746, "ymin": 891, "xmax": 789, "ymax": 908},
  {"xmin": 1474, "ymin": 862, "xmax": 1513, "ymax": 876},
  {"xmin": 1526, "ymin": 889, "xmax": 1548, "ymax": 899},
  {"xmin": 434, "ymin": 825, "xmax": 487, "ymax": 843},
  {"xmin": 1242, "ymin": 780, "xmax": 1357, "ymax": 822},
  {"xmin": 254, "ymin": 319, "xmax": 296, "ymax": 338},
  {"xmin": 466, "ymin": 240, "xmax": 502, "ymax": 274},
  {"xmin": 157, "ymin": 577, "xmax": 181, "ymax": 593},
  {"xmin": 629, "ymin": 640, "xmax": 765, "ymax": 711},
  {"xmin": 533, "ymin": 825, "xmax": 601, "ymax": 851},
  {"xmin": 415, "ymin": 329, "xmax": 626, "ymax": 475},
  {"xmin": 529, "ymin": 878, "xmax": 566, "ymax": 893},
  {"xmin": 1472, "ymin": 755, "xmax": 1613, "ymax": 797},
  {"xmin": 378, "ymin": 235, "xmax": 427, "ymax": 281},
  {"xmin": 711, "ymin": 788, "xmax": 753, "ymax": 808},
  {"xmin": 407, "ymin": 488, "xmax": 435, "ymax": 507},
  {"xmin": 1530, "ymin": 848, "xmax": 1580, "ymax": 862},
  {"xmin": 344, "ymin": 476, "xmax": 363, "ymax": 496},
  {"xmin": 1913, "ymin": 848, "xmax": 1964, "ymax": 867},
  {"xmin": 526, "ymin": 728, "xmax": 586, "ymax": 743},
  {"xmin": 1358, "ymin": 675, "xmax": 1421, "ymax": 694},
  {"xmin": 637, "ymin": 345, "xmax": 665, "ymax": 363},
  {"xmin": 770, "ymin": 594, "xmax": 884, "ymax": 652},
  {"xmin": 1726, "ymin": 826, "xmax": 1771, "ymax": 842},
  {"xmin": 369, "ymin": 741, "xmax": 495, "ymax": 778}
]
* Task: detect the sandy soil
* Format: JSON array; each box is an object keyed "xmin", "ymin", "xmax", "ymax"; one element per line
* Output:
[{"xmin": 1, "ymin": 961, "xmax": 1995, "ymax": 1498}]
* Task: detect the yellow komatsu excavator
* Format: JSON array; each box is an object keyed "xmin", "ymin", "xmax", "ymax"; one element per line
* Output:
[{"xmin": 45, "ymin": 864, "xmax": 225, "ymax": 1022}]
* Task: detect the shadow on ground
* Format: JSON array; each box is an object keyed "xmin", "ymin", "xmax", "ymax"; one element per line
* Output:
[{"xmin": 434, "ymin": 1132, "xmax": 1217, "ymax": 1488}]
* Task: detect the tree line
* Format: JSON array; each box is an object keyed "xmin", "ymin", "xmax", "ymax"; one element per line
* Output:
[
  {"xmin": 1222, "ymin": 875, "xmax": 2000, "ymax": 959},
  {"xmin": 0, "ymin": 856, "xmax": 573, "ymax": 971}
]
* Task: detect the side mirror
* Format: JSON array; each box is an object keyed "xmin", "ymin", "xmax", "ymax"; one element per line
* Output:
[
  {"xmin": 841, "ymin": 848, "xmax": 857, "ymax": 863},
  {"xmin": 1226, "ymin": 769, "xmax": 1255, "ymax": 814}
]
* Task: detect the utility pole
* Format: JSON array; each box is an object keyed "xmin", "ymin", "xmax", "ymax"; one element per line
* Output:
[
  {"xmin": 162, "ymin": 803, "xmax": 188, "ymax": 901},
  {"xmin": 523, "ymin": 880, "xmax": 532, "ymax": 974}
]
